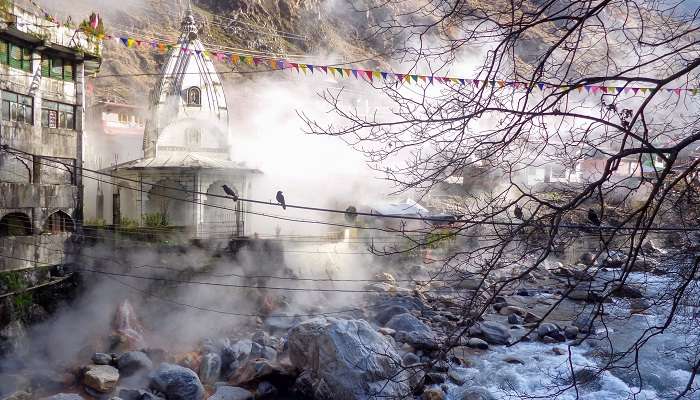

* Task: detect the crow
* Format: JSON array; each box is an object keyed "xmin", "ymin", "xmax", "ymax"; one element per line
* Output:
[
  {"xmin": 276, "ymin": 191, "xmax": 286, "ymax": 210},
  {"xmin": 222, "ymin": 184, "xmax": 238, "ymax": 202},
  {"xmin": 514, "ymin": 205, "xmax": 523, "ymax": 220},
  {"xmin": 587, "ymin": 208, "xmax": 601, "ymax": 226}
]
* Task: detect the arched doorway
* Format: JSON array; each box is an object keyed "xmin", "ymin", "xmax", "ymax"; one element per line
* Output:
[
  {"xmin": 0, "ymin": 212, "xmax": 32, "ymax": 236},
  {"xmin": 43, "ymin": 211, "xmax": 74, "ymax": 234},
  {"xmin": 203, "ymin": 181, "xmax": 240, "ymax": 237},
  {"xmin": 146, "ymin": 179, "xmax": 190, "ymax": 227}
]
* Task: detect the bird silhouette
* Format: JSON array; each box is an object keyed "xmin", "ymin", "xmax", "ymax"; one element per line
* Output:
[
  {"xmin": 587, "ymin": 209, "xmax": 601, "ymax": 226},
  {"xmin": 276, "ymin": 191, "xmax": 286, "ymax": 210},
  {"xmin": 514, "ymin": 205, "xmax": 523, "ymax": 220},
  {"xmin": 222, "ymin": 185, "xmax": 238, "ymax": 202}
]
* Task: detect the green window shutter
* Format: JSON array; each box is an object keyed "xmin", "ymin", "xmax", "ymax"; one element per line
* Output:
[
  {"xmin": 50, "ymin": 58, "xmax": 62, "ymax": 78},
  {"xmin": 21, "ymin": 48, "xmax": 32, "ymax": 72},
  {"xmin": 0, "ymin": 40, "xmax": 8, "ymax": 65},
  {"xmin": 9, "ymin": 44, "xmax": 22, "ymax": 69},
  {"xmin": 41, "ymin": 57, "xmax": 50, "ymax": 77},
  {"xmin": 63, "ymin": 62, "xmax": 73, "ymax": 81}
]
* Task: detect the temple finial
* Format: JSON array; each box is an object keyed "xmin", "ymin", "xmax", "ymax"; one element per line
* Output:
[{"xmin": 181, "ymin": 0, "xmax": 198, "ymax": 39}]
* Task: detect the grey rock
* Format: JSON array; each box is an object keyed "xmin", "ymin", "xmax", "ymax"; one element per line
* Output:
[
  {"xmin": 537, "ymin": 323, "xmax": 559, "ymax": 337},
  {"xmin": 375, "ymin": 305, "xmax": 410, "ymax": 326},
  {"xmin": 255, "ymin": 381, "xmax": 277, "ymax": 399},
  {"xmin": 248, "ymin": 342, "xmax": 276, "ymax": 361},
  {"xmin": 447, "ymin": 367, "xmax": 472, "ymax": 385},
  {"xmin": 40, "ymin": 395, "xmax": 85, "ymax": 400},
  {"xmin": 564, "ymin": 326, "xmax": 579, "ymax": 340},
  {"xmin": 118, "ymin": 388, "xmax": 163, "ymax": 400},
  {"xmin": 466, "ymin": 338, "xmax": 489, "ymax": 350},
  {"xmin": 117, "ymin": 351, "xmax": 153, "ymax": 376},
  {"xmin": 150, "ymin": 363, "xmax": 205, "ymax": 400},
  {"xmin": 425, "ymin": 372, "xmax": 446, "ymax": 384},
  {"xmin": 386, "ymin": 313, "xmax": 438, "ymax": 350},
  {"xmin": 207, "ymin": 386, "xmax": 253, "ymax": 400},
  {"xmin": 287, "ymin": 317, "xmax": 411, "ymax": 400},
  {"xmin": 402, "ymin": 352, "xmax": 420, "ymax": 366},
  {"xmin": 228, "ymin": 358, "xmax": 294, "ymax": 386},
  {"xmin": 507, "ymin": 314, "xmax": 523, "ymax": 325},
  {"xmin": 474, "ymin": 321, "xmax": 511, "ymax": 345},
  {"xmin": 92, "ymin": 353, "xmax": 113, "ymax": 365},
  {"xmin": 611, "ymin": 284, "xmax": 643, "ymax": 299}
]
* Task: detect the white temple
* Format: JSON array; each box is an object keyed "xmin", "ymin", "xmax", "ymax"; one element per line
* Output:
[{"xmin": 107, "ymin": 6, "xmax": 259, "ymax": 238}]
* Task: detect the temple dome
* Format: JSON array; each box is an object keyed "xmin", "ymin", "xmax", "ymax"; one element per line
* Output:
[{"xmin": 143, "ymin": 6, "xmax": 229, "ymax": 159}]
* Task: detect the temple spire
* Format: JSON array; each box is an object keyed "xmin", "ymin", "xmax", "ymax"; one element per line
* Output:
[{"xmin": 181, "ymin": 0, "xmax": 198, "ymax": 39}]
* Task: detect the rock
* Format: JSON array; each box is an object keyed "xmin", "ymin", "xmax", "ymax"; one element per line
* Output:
[
  {"xmin": 386, "ymin": 313, "xmax": 438, "ymax": 350},
  {"xmin": 248, "ymin": 342, "xmax": 276, "ymax": 361},
  {"xmin": 516, "ymin": 288, "xmax": 530, "ymax": 296},
  {"xmin": 630, "ymin": 298, "xmax": 651, "ymax": 313},
  {"xmin": 524, "ymin": 312, "xmax": 541, "ymax": 323},
  {"xmin": 374, "ymin": 305, "xmax": 410, "ymax": 326},
  {"xmin": 374, "ymin": 272, "xmax": 396, "ymax": 285},
  {"xmin": 579, "ymin": 252, "xmax": 596, "ymax": 266},
  {"xmin": 473, "ymin": 321, "xmax": 511, "ymax": 345},
  {"xmin": 222, "ymin": 340, "xmax": 253, "ymax": 377},
  {"xmin": 402, "ymin": 352, "xmax": 420, "ymax": 366},
  {"xmin": 610, "ymin": 284, "xmax": 643, "ymax": 298},
  {"xmin": 207, "ymin": 386, "xmax": 253, "ymax": 400},
  {"xmin": 552, "ymin": 347, "xmax": 566, "ymax": 355},
  {"xmin": 83, "ymin": 364, "xmax": 120, "ymax": 393},
  {"xmin": 456, "ymin": 277, "xmax": 487, "ymax": 290},
  {"xmin": 457, "ymin": 387, "xmax": 496, "ymax": 400},
  {"xmin": 117, "ymin": 388, "xmax": 164, "ymax": 400},
  {"xmin": 228, "ymin": 358, "xmax": 295, "ymax": 386},
  {"xmin": 498, "ymin": 306, "xmax": 527, "ymax": 317},
  {"xmin": 377, "ymin": 327, "xmax": 395, "ymax": 336},
  {"xmin": 199, "ymin": 352, "xmax": 222, "ymax": 386},
  {"xmin": 422, "ymin": 387, "xmax": 445, "ymax": 400},
  {"xmin": 537, "ymin": 323, "xmax": 559, "ymax": 337},
  {"xmin": 507, "ymin": 314, "xmax": 523, "ymax": 325},
  {"xmin": 447, "ymin": 367, "xmax": 472, "ymax": 385},
  {"xmin": 466, "ymin": 338, "xmax": 489, "ymax": 350},
  {"xmin": 150, "ymin": 363, "xmax": 205, "ymax": 400},
  {"xmin": 564, "ymin": 326, "xmax": 579, "ymax": 340},
  {"xmin": 573, "ymin": 313, "xmax": 596, "ymax": 333},
  {"xmin": 503, "ymin": 356, "xmax": 524, "ymax": 365},
  {"xmin": 40, "ymin": 395, "xmax": 85, "ymax": 400},
  {"xmin": 571, "ymin": 368, "xmax": 602, "ymax": 390},
  {"xmin": 92, "ymin": 353, "xmax": 113, "ymax": 365},
  {"xmin": 287, "ymin": 317, "xmax": 411, "ymax": 399},
  {"xmin": 117, "ymin": 351, "xmax": 153, "ymax": 376},
  {"xmin": 425, "ymin": 372, "xmax": 446, "ymax": 384},
  {"xmin": 255, "ymin": 381, "xmax": 277, "ymax": 398},
  {"xmin": 432, "ymin": 361, "xmax": 449, "ymax": 373}
]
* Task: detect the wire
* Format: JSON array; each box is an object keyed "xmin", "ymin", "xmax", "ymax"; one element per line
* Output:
[{"xmin": 6, "ymin": 145, "xmax": 700, "ymax": 233}]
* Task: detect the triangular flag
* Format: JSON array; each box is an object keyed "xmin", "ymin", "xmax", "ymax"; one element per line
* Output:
[
  {"xmin": 497, "ymin": 80, "xmax": 505, "ymax": 88},
  {"xmin": 269, "ymin": 59, "xmax": 277, "ymax": 69},
  {"xmin": 410, "ymin": 75, "xmax": 418, "ymax": 83},
  {"xmin": 459, "ymin": 78, "xmax": 465, "ymax": 85},
  {"xmin": 473, "ymin": 79, "xmax": 480, "ymax": 87},
  {"xmin": 674, "ymin": 88, "xmax": 682, "ymax": 95},
  {"xmin": 307, "ymin": 64, "xmax": 314, "ymax": 73},
  {"xmin": 632, "ymin": 87, "xmax": 639, "ymax": 94},
  {"xmin": 624, "ymin": 88, "xmax": 632, "ymax": 94},
  {"xmin": 120, "ymin": 37, "xmax": 128, "ymax": 46},
  {"xmin": 365, "ymin": 70, "xmax": 373, "ymax": 81},
  {"xmin": 352, "ymin": 69, "xmax": 358, "ymax": 78},
  {"xmin": 584, "ymin": 85, "xmax": 592, "ymax": 93},
  {"xmin": 537, "ymin": 83, "xmax": 545, "ymax": 90},
  {"xmin": 396, "ymin": 74, "xmax": 404, "ymax": 82},
  {"xmin": 277, "ymin": 60, "xmax": 286, "ymax": 69},
  {"xmin": 231, "ymin": 54, "xmax": 240, "ymax": 64},
  {"xmin": 692, "ymin": 88, "xmax": 699, "ymax": 96},
  {"xmin": 373, "ymin": 71, "xmax": 381, "ymax": 80},
  {"xmin": 640, "ymin": 87, "xmax": 648, "ymax": 94},
  {"xmin": 320, "ymin": 66, "xmax": 328, "ymax": 74},
  {"xmin": 381, "ymin": 72, "xmax": 388, "ymax": 80},
  {"xmin": 195, "ymin": 50, "xmax": 201, "ymax": 56},
  {"xmin": 420, "ymin": 75, "xmax": 427, "ymax": 83},
  {"xmin": 290, "ymin": 63, "xmax": 299, "ymax": 72},
  {"xmin": 157, "ymin": 43, "xmax": 166, "ymax": 52},
  {"xmin": 343, "ymin": 68, "xmax": 352, "ymax": 77},
  {"xmin": 608, "ymin": 87, "xmax": 616, "ymax": 93},
  {"xmin": 451, "ymin": 78, "xmax": 460, "ymax": 84},
  {"xmin": 246, "ymin": 56, "xmax": 255, "ymax": 65},
  {"xmin": 576, "ymin": 86, "xmax": 583, "ymax": 93},
  {"xmin": 428, "ymin": 76, "xmax": 433, "ymax": 84},
  {"xmin": 253, "ymin": 57, "xmax": 262, "ymax": 65},
  {"xmin": 300, "ymin": 64, "xmax": 308, "ymax": 74}
]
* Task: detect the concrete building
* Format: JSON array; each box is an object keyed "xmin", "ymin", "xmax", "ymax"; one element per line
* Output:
[
  {"xmin": 104, "ymin": 6, "xmax": 259, "ymax": 239},
  {"xmin": 0, "ymin": 3, "xmax": 100, "ymax": 274}
]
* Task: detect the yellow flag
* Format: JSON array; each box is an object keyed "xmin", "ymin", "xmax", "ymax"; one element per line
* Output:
[{"xmin": 231, "ymin": 54, "xmax": 240, "ymax": 64}]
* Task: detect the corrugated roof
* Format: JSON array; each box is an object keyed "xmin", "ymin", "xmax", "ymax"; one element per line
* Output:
[{"xmin": 107, "ymin": 152, "xmax": 261, "ymax": 173}]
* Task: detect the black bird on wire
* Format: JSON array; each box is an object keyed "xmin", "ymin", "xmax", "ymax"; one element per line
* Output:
[
  {"xmin": 276, "ymin": 191, "xmax": 286, "ymax": 210},
  {"xmin": 587, "ymin": 208, "xmax": 601, "ymax": 226},
  {"xmin": 513, "ymin": 205, "xmax": 523, "ymax": 220},
  {"xmin": 222, "ymin": 184, "xmax": 238, "ymax": 202}
]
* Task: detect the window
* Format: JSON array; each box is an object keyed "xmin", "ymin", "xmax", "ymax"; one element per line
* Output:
[
  {"xmin": 0, "ymin": 213, "xmax": 32, "ymax": 236},
  {"xmin": 2, "ymin": 91, "xmax": 33, "ymax": 124},
  {"xmin": 187, "ymin": 87, "xmax": 201, "ymax": 106},
  {"xmin": 43, "ymin": 211, "xmax": 74, "ymax": 234},
  {"xmin": 40, "ymin": 55, "xmax": 75, "ymax": 81},
  {"xmin": 118, "ymin": 113, "xmax": 129, "ymax": 124},
  {"xmin": 185, "ymin": 128, "xmax": 201, "ymax": 146},
  {"xmin": 0, "ymin": 39, "xmax": 31, "ymax": 72},
  {"xmin": 42, "ymin": 100, "xmax": 75, "ymax": 129}
]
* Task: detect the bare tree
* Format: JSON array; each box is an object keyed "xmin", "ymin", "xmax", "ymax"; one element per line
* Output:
[{"xmin": 306, "ymin": 0, "xmax": 700, "ymax": 398}]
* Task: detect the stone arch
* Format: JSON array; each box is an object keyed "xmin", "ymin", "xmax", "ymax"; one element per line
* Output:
[
  {"xmin": 203, "ymin": 181, "xmax": 240, "ymax": 236},
  {"xmin": 146, "ymin": 179, "xmax": 190, "ymax": 226},
  {"xmin": 0, "ymin": 212, "xmax": 32, "ymax": 236},
  {"xmin": 43, "ymin": 210, "xmax": 74, "ymax": 234}
]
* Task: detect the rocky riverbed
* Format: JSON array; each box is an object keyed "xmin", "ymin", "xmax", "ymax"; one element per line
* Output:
[{"xmin": 1, "ymin": 240, "xmax": 698, "ymax": 400}]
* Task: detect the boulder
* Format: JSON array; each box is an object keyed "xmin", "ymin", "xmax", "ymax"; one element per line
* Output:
[
  {"xmin": 507, "ymin": 314, "xmax": 523, "ymax": 325},
  {"xmin": 287, "ymin": 317, "xmax": 412, "ymax": 399},
  {"xmin": 117, "ymin": 388, "xmax": 164, "ymax": 400},
  {"xmin": 402, "ymin": 352, "xmax": 420, "ymax": 366},
  {"xmin": 255, "ymin": 381, "xmax": 277, "ymax": 398},
  {"xmin": 498, "ymin": 306, "xmax": 527, "ymax": 317},
  {"xmin": 610, "ymin": 284, "xmax": 643, "ymax": 299},
  {"xmin": 472, "ymin": 321, "xmax": 511, "ymax": 345},
  {"xmin": 564, "ymin": 326, "xmax": 579, "ymax": 340},
  {"xmin": 117, "ymin": 351, "xmax": 153, "ymax": 376},
  {"xmin": 466, "ymin": 338, "xmax": 489, "ymax": 350},
  {"xmin": 150, "ymin": 363, "xmax": 205, "ymax": 400},
  {"xmin": 422, "ymin": 387, "xmax": 445, "ymax": 400},
  {"xmin": 92, "ymin": 353, "xmax": 113, "ymax": 365},
  {"xmin": 40, "ymin": 395, "xmax": 85, "ymax": 400},
  {"xmin": 537, "ymin": 323, "xmax": 559, "ymax": 337},
  {"xmin": 386, "ymin": 313, "xmax": 438, "ymax": 350},
  {"xmin": 228, "ymin": 358, "xmax": 295, "ymax": 387},
  {"xmin": 207, "ymin": 386, "xmax": 253, "ymax": 400},
  {"xmin": 374, "ymin": 305, "xmax": 410, "ymax": 326},
  {"xmin": 222, "ymin": 340, "xmax": 253, "ymax": 377},
  {"xmin": 83, "ymin": 364, "xmax": 119, "ymax": 393},
  {"xmin": 199, "ymin": 352, "xmax": 222, "ymax": 386}
]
